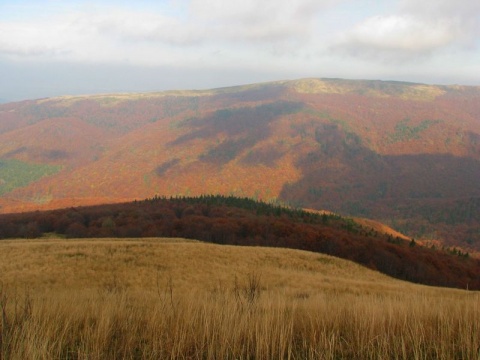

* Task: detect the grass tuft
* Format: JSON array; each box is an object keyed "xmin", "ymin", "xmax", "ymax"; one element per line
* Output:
[{"xmin": 0, "ymin": 238, "xmax": 478, "ymax": 359}]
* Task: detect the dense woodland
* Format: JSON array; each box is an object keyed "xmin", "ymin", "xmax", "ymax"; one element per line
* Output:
[
  {"xmin": 1, "ymin": 80, "xmax": 480, "ymax": 250},
  {"xmin": 0, "ymin": 195, "xmax": 478, "ymax": 290}
]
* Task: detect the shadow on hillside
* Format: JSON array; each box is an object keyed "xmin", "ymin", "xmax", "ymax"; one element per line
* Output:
[
  {"xmin": 209, "ymin": 83, "xmax": 287, "ymax": 103},
  {"xmin": 240, "ymin": 146, "xmax": 285, "ymax": 167},
  {"xmin": 279, "ymin": 125, "xmax": 480, "ymax": 247},
  {"xmin": 167, "ymin": 101, "xmax": 303, "ymax": 165}
]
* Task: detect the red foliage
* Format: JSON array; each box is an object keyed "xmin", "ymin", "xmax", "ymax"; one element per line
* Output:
[
  {"xmin": 1, "ymin": 196, "xmax": 479, "ymax": 290},
  {"xmin": 1, "ymin": 80, "xmax": 480, "ymax": 251}
]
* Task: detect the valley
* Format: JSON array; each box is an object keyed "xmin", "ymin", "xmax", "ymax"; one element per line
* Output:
[{"xmin": 1, "ymin": 78, "xmax": 480, "ymax": 249}]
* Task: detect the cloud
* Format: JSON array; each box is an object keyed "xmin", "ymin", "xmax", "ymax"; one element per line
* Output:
[
  {"xmin": 0, "ymin": 1, "xmax": 339, "ymax": 64},
  {"xmin": 401, "ymin": 0, "xmax": 480, "ymax": 48},
  {"xmin": 1, "ymin": 0, "xmax": 479, "ymax": 98},
  {"xmin": 189, "ymin": 0, "xmax": 335, "ymax": 29},
  {"xmin": 334, "ymin": 15, "xmax": 458, "ymax": 60},
  {"xmin": 400, "ymin": 0, "xmax": 480, "ymax": 19},
  {"xmin": 0, "ymin": 8, "xmax": 203, "ymax": 65},
  {"xmin": 332, "ymin": 0, "xmax": 479, "ymax": 61},
  {"xmin": 83, "ymin": 9, "xmax": 203, "ymax": 46}
]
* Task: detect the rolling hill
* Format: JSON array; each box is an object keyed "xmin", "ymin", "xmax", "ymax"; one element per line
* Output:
[
  {"xmin": 1, "ymin": 195, "xmax": 478, "ymax": 290},
  {"xmin": 0, "ymin": 237, "xmax": 414, "ymax": 295},
  {"xmin": 0, "ymin": 237, "xmax": 478, "ymax": 358},
  {"xmin": 1, "ymin": 78, "xmax": 480, "ymax": 249}
]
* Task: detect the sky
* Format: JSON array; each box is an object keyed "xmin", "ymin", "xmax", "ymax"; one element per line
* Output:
[{"xmin": 0, "ymin": 0, "xmax": 479, "ymax": 101}]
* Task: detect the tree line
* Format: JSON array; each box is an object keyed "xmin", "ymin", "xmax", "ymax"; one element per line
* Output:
[{"xmin": 0, "ymin": 195, "xmax": 479, "ymax": 290}]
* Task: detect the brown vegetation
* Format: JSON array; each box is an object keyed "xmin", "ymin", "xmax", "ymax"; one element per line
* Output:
[
  {"xmin": 1, "ymin": 78, "xmax": 480, "ymax": 249},
  {"xmin": 0, "ymin": 238, "xmax": 479, "ymax": 359},
  {"xmin": 0, "ymin": 196, "xmax": 479, "ymax": 290}
]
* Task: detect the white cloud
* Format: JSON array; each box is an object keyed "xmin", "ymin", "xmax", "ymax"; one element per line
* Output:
[
  {"xmin": 0, "ymin": 9, "xmax": 200, "ymax": 65},
  {"xmin": 1, "ymin": 0, "xmax": 479, "ymax": 100},
  {"xmin": 400, "ymin": 0, "xmax": 480, "ymax": 18},
  {"xmin": 401, "ymin": 0, "xmax": 480, "ymax": 48},
  {"xmin": 334, "ymin": 15, "xmax": 458, "ymax": 59},
  {"xmin": 0, "ymin": 1, "xmax": 340, "ymax": 64},
  {"xmin": 189, "ymin": 0, "xmax": 333, "ymax": 25},
  {"xmin": 332, "ymin": 0, "xmax": 479, "ymax": 61},
  {"xmin": 187, "ymin": 0, "xmax": 341, "ymax": 45},
  {"xmin": 87, "ymin": 9, "xmax": 203, "ymax": 46},
  {"xmin": 0, "ymin": 14, "xmax": 92, "ymax": 59}
]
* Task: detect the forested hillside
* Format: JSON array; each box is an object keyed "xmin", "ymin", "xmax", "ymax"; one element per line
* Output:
[
  {"xmin": 1, "ymin": 195, "xmax": 478, "ymax": 290},
  {"xmin": 1, "ymin": 79, "xmax": 480, "ymax": 249}
]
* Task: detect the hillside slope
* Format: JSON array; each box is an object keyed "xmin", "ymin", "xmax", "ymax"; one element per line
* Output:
[
  {"xmin": 0, "ymin": 237, "xmax": 412, "ymax": 295},
  {"xmin": 1, "ymin": 78, "xmax": 480, "ymax": 248},
  {"xmin": 1, "ymin": 196, "xmax": 478, "ymax": 290},
  {"xmin": 1, "ymin": 237, "xmax": 478, "ymax": 359}
]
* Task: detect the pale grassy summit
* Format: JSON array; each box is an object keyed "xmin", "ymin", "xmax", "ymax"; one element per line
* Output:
[
  {"xmin": 399, "ymin": 84, "xmax": 446, "ymax": 101},
  {"xmin": 32, "ymin": 77, "xmax": 464, "ymax": 107},
  {"xmin": 34, "ymin": 80, "xmax": 278, "ymax": 106},
  {"xmin": 36, "ymin": 89, "xmax": 217, "ymax": 107},
  {"xmin": 292, "ymin": 78, "xmax": 354, "ymax": 95},
  {"xmin": 292, "ymin": 78, "xmax": 447, "ymax": 100}
]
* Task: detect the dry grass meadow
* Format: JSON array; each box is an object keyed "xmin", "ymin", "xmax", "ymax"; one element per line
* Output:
[{"xmin": 0, "ymin": 237, "xmax": 479, "ymax": 359}]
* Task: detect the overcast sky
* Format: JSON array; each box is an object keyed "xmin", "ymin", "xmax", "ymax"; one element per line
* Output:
[{"xmin": 1, "ymin": 0, "xmax": 479, "ymax": 101}]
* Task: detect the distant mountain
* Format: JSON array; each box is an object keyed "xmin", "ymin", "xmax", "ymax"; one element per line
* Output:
[{"xmin": 0, "ymin": 78, "xmax": 480, "ymax": 249}]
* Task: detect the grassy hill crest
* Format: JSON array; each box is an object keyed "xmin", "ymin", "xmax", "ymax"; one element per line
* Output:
[{"xmin": 1, "ymin": 195, "xmax": 478, "ymax": 290}]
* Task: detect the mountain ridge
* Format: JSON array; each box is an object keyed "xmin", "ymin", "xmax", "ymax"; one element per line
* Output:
[
  {"xmin": 1, "ymin": 77, "xmax": 479, "ymax": 249},
  {"xmin": 6, "ymin": 77, "xmax": 480, "ymax": 106}
]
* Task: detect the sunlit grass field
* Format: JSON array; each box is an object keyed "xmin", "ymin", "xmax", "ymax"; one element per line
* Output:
[{"xmin": 1, "ymin": 238, "xmax": 479, "ymax": 359}]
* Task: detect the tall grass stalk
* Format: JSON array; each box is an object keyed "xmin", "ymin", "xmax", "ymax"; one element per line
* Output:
[{"xmin": 0, "ymin": 285, "xmax": 479, "ymax": 359}]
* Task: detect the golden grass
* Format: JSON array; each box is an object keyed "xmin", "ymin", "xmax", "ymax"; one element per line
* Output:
[
  {"xmin": 398, "ymin": 84, "xmax": 446, "ymax": 101},
  {"xmin": 35, "ymin": 90, "xmax": 216, "ymax": 107},
  {"xmin": 34, "ymin": 81, "xmax": 281, "ymax": 107},
  {"xmin": 1, "ymin": 238, "xmax": 479, "ymax": 359},
  {"xmin": 293, "ymin": 78, "xmax": 352, "ymax": 95},
  {"xmin": 305, "ymin": 208, "xmax": 411, "ymax": 240},
  {"xmin": 32, "ymin": 78, "xmax": 454, "ymax": 108},
  {"xmin": 0, "ymin": 238, "xmax": 404, "ymax": 295},
  {"xmin": 353, "ymin": 216, "xmax": 411, "ymax": 240},
  {"xmin": 292, "ymin": 78, "xmax": 447, "ymax": 101}
]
